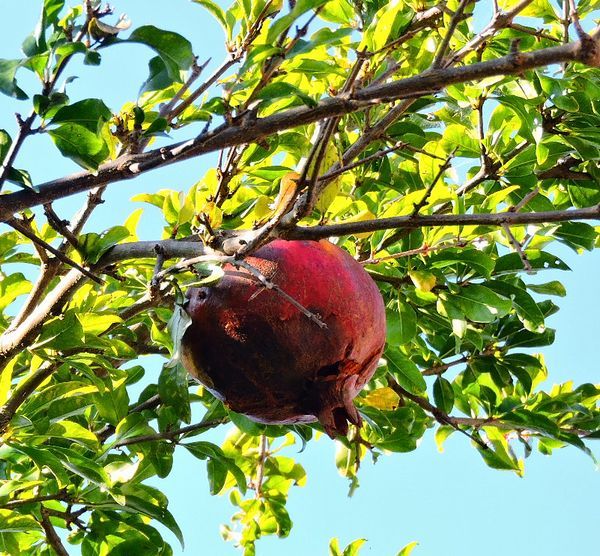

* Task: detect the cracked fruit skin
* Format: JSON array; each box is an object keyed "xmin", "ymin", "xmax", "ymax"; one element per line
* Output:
[{"xmin": 180, "ymin": 239, "xmax": 386, "ymax": 437}]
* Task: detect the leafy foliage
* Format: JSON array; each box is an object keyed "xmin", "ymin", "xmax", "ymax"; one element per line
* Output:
[{"xmin": 0, "ymin": 0, "xmax": 600, "ymax": 554}]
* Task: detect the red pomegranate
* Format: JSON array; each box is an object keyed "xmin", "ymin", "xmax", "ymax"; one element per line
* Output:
[{"xmin": 180, "ymin": 239, "xmax": 386, "ymax": 437}]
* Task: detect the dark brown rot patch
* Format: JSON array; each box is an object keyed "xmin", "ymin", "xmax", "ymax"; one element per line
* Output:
[{"xmin": 179, "ymin": 239, "xmax": 386, "ymax": 438}]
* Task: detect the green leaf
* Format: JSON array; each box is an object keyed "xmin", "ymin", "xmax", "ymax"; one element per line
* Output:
[
  {"xmin": 319, "ymin": 0, "xmax": 355, "ymax": 24},
  {"xmin": 256, "ymin": 81, "xmax": 317, "ymax": 108},
  {"xmin": 495, "ymin": 250, "xmax": 570, "ymax": 274},
  {"xmin": 434, "ymin": 425, "xmax": 455, "ymax": 453},
  {"xmin": 453, "ymin": 284, "xmax": 512, "ymax": 323},
  {"xmin": 486, "ymin": 281, "xmax": 545, "ymax": 333},
  {"xmin": 47, "ymin": 420, "xmax": 99, "ymax": 450},
  {"xmin": 33, "ymin": 311, "xmax": 84, "ymax": 351},
  {"xmin": 555, "ymin": 222, "xmax": 596, "ymax": 251},
  {"xmin": 192, "ymin": 0, "xmax": 227, "ymax": 33},
  {"xmin": 433, "ymin": 377, "xmax": 454, "ymax": 414},
  {"xmin": 50, "ymin": 98, "xmax": 112, "ymax": 133},
  {"xmin": 143, "ymin": 117, "xmax": 169, "ymax": 137},
  {"xmin": 386, "ymin": 350, "xmax": 426, "ymax": 394},
  {"xmin": 183, "ymin": 440, "xmax": 246, "ymax": 493},
  {"xmin": 0, "ymin": 129, "xmax": 10, "ymax": 162},
  {"xmin": 428, "ymin": 249, "xmax": 495, "ymax": 279},
  {"xmin": 553, "ymin": 94, "xmax": 579, "ymax": 112},
  {"xmin": 79, "ymin": 312, "xmax": 123, "ymax": 336},
  {"xmin": 112, "ymin": 414, "xmax": 156, "ymax": 446},
  {"xmin": 475, "ymin": 427, "xmax": 523, "ymax": 475},
  {"xmin": 341, "ymin": 538, "xmax": 366, "ymax": 556},
  {"xmin": 0, "ymin": 273, "xmax": 31, "ymax": 311},
  {"xmin": 22, "ymin": 0, "xmax": 66, "ymax": 56},
  {"xmin": 267, "ymin": 0, "xmax": 330, "ymax": 43},
  {"xmin": 0, "ymin": 510, "xmax": 42, "ymax": 533},
  {"xmin": 0, "ymin": 59, "xmax": 27, "ymax": 99},
  {"xmin": 78, "ymin": 225, "xmax": 130, "ymax": 264},
  {"xmin": 527, "ymin": 281, "xmax": 566, "ymax": 297},
  {"xmin": 140, "ymin": 56, "xmax": 174, "ymax": 93},
  {"xmin": 48, "ymin": 122, "xmax": 109, "ymax": 171},
  {"xmin": 94, "ymin": 380, "xmax": 130, "ymax": 425},
  {"xmin": 19, "ymin": 379, "xmax": 97, "ymax": 419},
  {"xmin": 127, "ymin": 26, "xmax": 194, "ymax": 81},
  {"xmin": 158, "ymin": 363, "xmax": 191, "ymax": 424},
  {"xmin": 386, "ymin": 300, "xmax": 416, "ymax": 345},
  {"xmin": 52, "ymin": 446, "xmax": 111, "ymax": 487},
  {"xmin": 505, "ymin": 327, "xmax": 555, "ymax": 349},
  {"xmin": 397, "ymin": 541, "xmax": 419, "ymax": 556},
  {"xmin": 206, "ymin": 458, "xmax": 227, "ymax": 495},
  {"xmin": 9, "ymin": 444, "xmax": 70, "ymax": 487},
  {"xmin": 167, "ymin": 302, "xmax": 192, "ymax": 367},
  {"xmin": 360, "ymin": 1, "xmax": 413, "ymax": 51}
]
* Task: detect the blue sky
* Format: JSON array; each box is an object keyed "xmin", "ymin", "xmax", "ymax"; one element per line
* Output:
[{"xmin": 0, "ymin": 2, "xmax": 598, "ymax": 555}]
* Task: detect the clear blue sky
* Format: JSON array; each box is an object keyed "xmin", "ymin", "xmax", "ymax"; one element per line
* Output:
[{"xmin": 0, "ymin": 2, "xmax": 598, "ymax": 555}]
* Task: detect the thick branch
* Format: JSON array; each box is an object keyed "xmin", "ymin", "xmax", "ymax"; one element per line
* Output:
[
  {"xmin": 40, "ymin": 508, "xmax": 70, "ymax": 556},
  {"xmin": 0, "ymin": 269, "xmax": 83, "ymax": 361},
  {"xmin": 1, "ymin": 33, "xmax": 598, "ymax": 221},
  {"xmin": 289, "ymin": 205, "xmax": 600, "ymax": 239},
  {"xmin": 86, "ymin": 203, "xmax": 600, "ymax": 267}
]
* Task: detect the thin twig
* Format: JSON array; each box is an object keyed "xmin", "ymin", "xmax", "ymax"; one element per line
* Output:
[
  {"xmin": 113, "ymin": 418, "xmax": 227, "ymax": 448},
  {"xmin": 371, "ymin": 6, "xmax": 444, "ymax": 58},
  {"xmin": 235, "ymin": 259, "xmax": 327, "ymax": 328},
  {"xmin": 502, "ymin": 223, "xmax": 533, "ymax": 272},
  {"xmin": 0, "ymin": 492, "xmax": 71, "ymax": 510},
  {"xmin": 447, "ymin": 0, "xmax": 537, "ymax": 66},
  {"xmin": 318, "ymin": 141, "xmax": 405, "ymax": 182},
  {"xmin": 7, "ymin": 217, "xmax": 103, "ymax": 284},
  {"xmin": 160, "ymin": 58, "xmax": 208, "ymax": 120},
  {"xmin": 563, "ymin": 0, "xmax": 571, "ymax": 48},
  {"xmin": 387, "ymin": 375, "xmax": 489, "ymax": 449},
  {"xmin": 360, "ymin": 239, "xmax": 469, "ymax": 265},
  {"xmin": 43, "ymin": 204, "xmax": 80, "ymax": 248},
  {"xmin": 421, "ymin": 355, "xmax": 470, "ymax": 376},
  {"xmin": 509, "ymin": 187, "xmax": 540, "ymax": 212},
  {"xmin": 0, "ymin": 7, "xmax": 97, "ymax": 193},
  {"xmin": 508, "ymin": 23, "xmax": 561, "ymax": 43},
  {"xmin": 153, "ymin": 253, "xmax": 232, "ymax": 283},
  {"xmin": 255, "ymin": 435, "xmax": 268, "ymax": 498},
  {"xmin": 411, "ymin": 149, "xmax": 456, "ymax": 216},
  {"xmin": 3, "ymin": 31, "xmax": 600, "ymax": 221},
  {"xmin": 432, "ymin": 0, "xmax": 473, "ymax": 68},
  {"xmin": 150, "ymin": 244, "xmax": 167, "ymax": 297},
  {"xmin": 0, "ymin": 112, "xmax": 37, "ymax": 193}
]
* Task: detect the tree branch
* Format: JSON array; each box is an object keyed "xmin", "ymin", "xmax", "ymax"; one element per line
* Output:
[
  {"xmin": 7, "ymin": 217, "xmax": 103, "ymax": 284},
  {"xmin": 289, "ymin": 205, "xmax": 600, "ymax": 240},
  {"xmin": 1, "ymin": 32, "xmax": 598, "ymax": 221},
  {"xmin": 112, "ymin": 418, "xmax": 226, "ymax": 448},
  {"xmin": 387, "ymin": 375, "xmax": 488, "ymax": 449},
  {"xmin": 40, "ymin": 507, "xmax": 70, "ymax": 556}
]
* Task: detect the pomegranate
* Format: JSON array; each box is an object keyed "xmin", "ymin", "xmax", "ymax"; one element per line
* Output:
[{"xmin": 180, "ymin": 239, "xmax": 386, "ymax": 437}]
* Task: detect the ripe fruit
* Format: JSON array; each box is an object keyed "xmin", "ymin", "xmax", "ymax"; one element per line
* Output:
[{"xmin": 180, "ymin": 239, "xmax": 386, "ymax": 437}]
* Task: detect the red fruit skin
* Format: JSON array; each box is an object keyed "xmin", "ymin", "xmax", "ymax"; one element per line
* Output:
[{"xmin": 180, "ymin": 239, "xmax": 386, "ymax": 437}]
